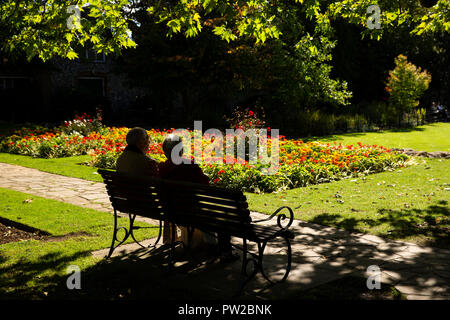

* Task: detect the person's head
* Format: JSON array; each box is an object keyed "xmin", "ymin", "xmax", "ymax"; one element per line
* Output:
[
  {"xmin": 126, "ymin": 127, "xmax": 150, "ymax": 153},
  {"xmin": 162, "ymin": 134, "xmax": 183, "ymax": 162}
]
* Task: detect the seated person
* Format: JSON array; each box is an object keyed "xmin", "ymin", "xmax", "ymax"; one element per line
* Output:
[
  {"xmin": 158, "ymin": 134, "xmax": 209, "ymax": 185},
  {"xmin": 159, "ymin": 134, "xmax": 237, "ymax": 262},
  {"xmin": 116, "ymin": 127, "xmax": 158, "ymax": 177}
]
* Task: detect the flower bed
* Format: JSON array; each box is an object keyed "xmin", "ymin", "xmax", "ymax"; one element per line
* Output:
[{"xmin": 0, "ymin": 123, "xmax": 408, "ymax": 193}]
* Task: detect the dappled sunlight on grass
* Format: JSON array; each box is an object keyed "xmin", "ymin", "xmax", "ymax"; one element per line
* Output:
[{"xmin": 247, "ymin": 158, "xmax": 450, "ymax": 248}]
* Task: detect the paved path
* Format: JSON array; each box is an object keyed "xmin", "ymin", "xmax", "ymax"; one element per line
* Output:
[
  {"xmin": 1, "ymin": 162, "xmax": 449, "ymax": 300},
  {"xmin": 0, "ymin": 163, "xmax": 157, "ymax": 224}
]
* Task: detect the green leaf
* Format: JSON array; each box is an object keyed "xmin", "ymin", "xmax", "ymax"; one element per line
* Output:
[
  {"xmin": 91, "ymin": 35, "xmax": 100, "ymax": 44},
  {"xmin": 65, "ymin": 33, "xmax": 73, "ymax": 43},
  {"xmin": 66, "ymin": 51, "xmax": 79, "ymax": 60}
]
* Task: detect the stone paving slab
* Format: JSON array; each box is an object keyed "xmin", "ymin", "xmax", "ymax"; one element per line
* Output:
[
  {"xmin": 0, "ymin": 162, "xmax": 156, "ymax": 224},
  {"xmin": 1, "ymin": 162, "xmax": 450, "ymax": 300}
]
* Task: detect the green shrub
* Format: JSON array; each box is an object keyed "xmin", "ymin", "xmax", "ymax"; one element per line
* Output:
[{"xmin": 385, "ymin": 54, "xmax": 432, "ymax": 126}]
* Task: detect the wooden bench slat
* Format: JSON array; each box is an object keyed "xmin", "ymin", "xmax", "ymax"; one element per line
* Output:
[
  {"xmin": 168, "ymin": 201, "xmax": 250, "ymax": 220},
  {"xmin": 169, "ymin": 212, "xmax": 250, "ymax": 226},
  {"xmin": 167, "ymin": 198, "xmax": 249, "ymax": 216},
  {"xmin": 105, "ymin": 180, "xmax": 161, "ymax": 190},
  {"xmin": 192, "ymin": 194, "xmax": 249, "ymax": 209},
  {"xmin": 169, "ymin": 219, "xmax": 286, "ymax": 242},
  {"xmin": 165, "ymin": 184, "xmax": 246, "ymax": 200},
  {"xmin": 106, "ymin": 187, "xmax": 162, "ymax": 202},
  {"xmin": 110, "ymin": 196, "xmax": 163, "ymax": 208},
  {"xmin": 111, "ymin": 198, "xmax": 164, "ymax": 218}
]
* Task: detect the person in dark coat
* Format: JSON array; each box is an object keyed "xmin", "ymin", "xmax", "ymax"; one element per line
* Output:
[
  {"xmin": 116, "ymin": 127, "xmax": 158, "ymax": 177},
  {"xmin": 159, "ymin": 134, "xmax": 237, "ymax": 262}
]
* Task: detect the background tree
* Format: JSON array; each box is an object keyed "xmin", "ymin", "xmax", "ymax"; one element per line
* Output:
[
  {"xmin": 1, "ymin": 1, "xmax": 448, "ymax": 133},
  {"xmin": 385, "ymin": 54, "xmax": 432, "ymax": 125}
]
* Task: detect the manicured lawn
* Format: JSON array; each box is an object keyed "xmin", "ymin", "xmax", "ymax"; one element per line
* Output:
[
  {"xmin": 0, "ymin": 153, "xmax": 102, "ymax": 182},
  {"xmin": 0, "ymin": 188, "xmax": 159, "ymax": 298},
  {"xmin": 310, "ymin": 122, "xmax": 450, "ymax": 152},
  {"xmin": 246, "ymin": 158, "xmax": 450, "ymax": 249}
]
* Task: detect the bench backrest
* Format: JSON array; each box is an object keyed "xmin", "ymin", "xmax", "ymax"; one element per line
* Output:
[
  {"xmin": 98, "ymin": 169, "xmax": 165, "ymax": 220},
  {"xmin": 98, "ymin": 169, "xmax": 252, "ymax": 231}
]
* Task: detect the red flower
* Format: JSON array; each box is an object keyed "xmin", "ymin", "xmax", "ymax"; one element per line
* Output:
[
  {"xmin": 248, "ymin": 110, "xmax": 254, "ymax": 116},
  {"xmin": 213, "ymin": 178, "xmax": 220, "ymax": 184},
  {"xmin": 218, "ymin": 169, "xmax": 225, "ymax": 175}
]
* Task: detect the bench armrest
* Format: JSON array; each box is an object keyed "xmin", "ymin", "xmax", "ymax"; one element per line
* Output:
[{"xmin": 252, "ymin": 206, "xmax": 294, "ymax": 230}]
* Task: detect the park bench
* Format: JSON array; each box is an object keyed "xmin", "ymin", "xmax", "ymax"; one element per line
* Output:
[{"xmin": 98, "ymin": 169, "xmax": 295, "ymax": 293}]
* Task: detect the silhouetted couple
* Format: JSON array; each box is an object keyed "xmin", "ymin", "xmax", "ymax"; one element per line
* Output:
[{"xmin": 116, "ymin": 127, "xmax": 237, "ymax": 262}]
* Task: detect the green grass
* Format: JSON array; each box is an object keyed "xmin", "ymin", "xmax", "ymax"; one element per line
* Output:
[
  {"xmin": 0, "ymin": 188, "xmax": 159, "ymax": 298},
  {"xmin": 247, "ymin": 158, "xmax": 450, "ymax": 249},
  {"xmin": 0, "ymin": 153, "xmax": 102, "ymax": 182},
  {"xmin": 311, "ymin": 122, "xmax": 450, "ymax": 152}
]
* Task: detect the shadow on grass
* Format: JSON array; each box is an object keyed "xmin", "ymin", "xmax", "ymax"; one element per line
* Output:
[
  {"xmin": 0, "ymin": 216, "xmax": 51, "ymax": 236},
  {"xmin": 1, "ymin": 203, "xmax": 449, "ymax": 300},
  {"xmin": 45, "ymin": 244, "xmax": 250, "ymax": 300},
  {"xmin": 309, "ymin": 202, "xmax": 450, "ymax": 249},
  {"xmin": 0, "ymin": 250, "xmax": 92, "ymax": 299}
]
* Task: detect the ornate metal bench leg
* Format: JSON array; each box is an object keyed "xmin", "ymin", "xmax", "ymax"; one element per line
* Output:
[
  {"xmin": 128, "ymin": 214, "xmax": 164, "ymax": 250},
  {"xmin": 234, "ymin": 238, "xmax": 258, "ymax": 297},
  {"xmin": 128, "ymin": 213, "xmax": 145, "ymax": 248},
  {"xmin": 106, "ymin": 209, "xmax": 119, "ymax": 258},
  {"xmin": 258, "ymin": 236, "xmax": 292, "ymax": 284},
  {"xmin": 107, "ymin": 209, "xmax": 131, "ymax": 258},
  {"xmin": 106, "ymin": 209, "xmax": 135, "ymax": 259}
]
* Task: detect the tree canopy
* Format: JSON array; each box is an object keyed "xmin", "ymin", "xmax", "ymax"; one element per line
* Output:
[
  {"xmin": 1, "ymin": 0, "xmax": 448, "ymax": 61},
  {"xmin": 1, "ymin": 1, "xmax": 448, "ymax": 129}
]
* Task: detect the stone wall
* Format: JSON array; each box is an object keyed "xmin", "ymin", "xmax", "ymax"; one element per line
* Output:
[{"xmin": 48, "ymin": 55, "xmax": 146, "ymax": 115}]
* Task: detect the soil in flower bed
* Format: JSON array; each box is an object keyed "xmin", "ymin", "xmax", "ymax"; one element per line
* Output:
[
  {"xmin": 0, "ymin": 221, "xmax": 48, "ymax": 244},
  {"xmin": 0, "ymin": 218, "xmax": 90, "ymax": 244}
]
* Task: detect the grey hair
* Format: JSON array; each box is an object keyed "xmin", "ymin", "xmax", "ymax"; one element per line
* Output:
[
  {"xmin": 126, "ymin": 127, "xmax": 148, "ymax": 146},
  {"xmin": 162, "ymin": 134, "xmax": 183, "ymax": 159}
]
